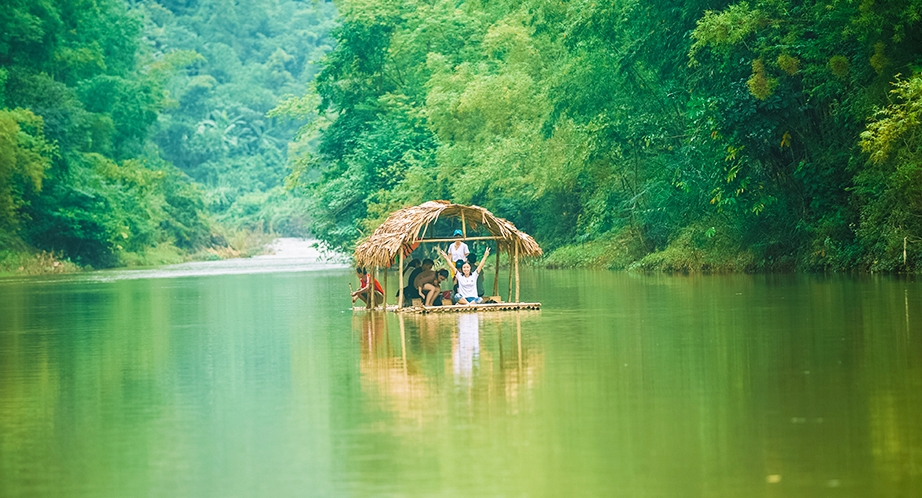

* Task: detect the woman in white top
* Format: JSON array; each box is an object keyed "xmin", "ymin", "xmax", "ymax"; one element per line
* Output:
[
  {"xmin": 439, "ymin": 246, "xmax": 490, "ymax": 305},
  {"xmin": 446, "ymin": 229, "xmax": 469, "ymax": 265}
]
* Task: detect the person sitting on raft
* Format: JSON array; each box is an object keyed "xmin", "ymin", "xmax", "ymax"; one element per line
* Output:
[
  {"xmin": 399, "ymin": 258, "xmax": 424, "ymax": 300},
  {"xmin": 351, "ymin": 267, "xmax": 384, "ymax": 306},
  {"xmin": 414, "ymin": 267, "xmax": 449, "ymax": 306},
  {"xmin": 446, "ymin": 229, "xmax": 469, "ymax": 266},
  {"xmin": 438, "ymin": 246, "xmax": 490, "ymax": 305}
]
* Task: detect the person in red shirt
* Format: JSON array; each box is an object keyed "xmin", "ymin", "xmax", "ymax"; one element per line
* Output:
[{"xmin": 352, "ymin": 267, "xmax": 384, "ymax": 306}]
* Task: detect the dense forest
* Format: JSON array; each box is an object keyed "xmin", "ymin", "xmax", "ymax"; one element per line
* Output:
[
  {"xmin": 279, "ymin": 0, "xmax": 922, "ymax": 272},
  {"xmin": 3, "ymin": 0, "xmax": 922, "ymax": 273},
  {"xmin": 0, "ymin": 0, "xmax": 335, "ymax": 271}
]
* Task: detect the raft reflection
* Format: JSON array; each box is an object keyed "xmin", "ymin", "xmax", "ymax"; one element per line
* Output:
[{"xmin": 355, "ymin": 312, "xmax": 543, "ymax": 421}]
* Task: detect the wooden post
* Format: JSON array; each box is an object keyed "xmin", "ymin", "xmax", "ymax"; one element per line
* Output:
[
  {"xmin": 507, "ymin": 248, "xmax": 514, "ymax": 303},
  {"xmin": 383, "ymin": 263, "xmax": 388, "ymax": 310},
  {"xmin": 493, "ymin": 247, "xmax": 500, "ymax": 297},
  {"xmin": 398, "ymin": 251, "xmax": 405, "ymax": 309},
  {"xmin": 514, "ymin": 242, "xmax": 520, "ymax": 303},
  {"xmin": 461, "ymin": 211, "xmax": 467, "ymax": 238}
]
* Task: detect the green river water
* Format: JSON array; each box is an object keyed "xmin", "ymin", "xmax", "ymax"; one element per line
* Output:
[{"xmin": 1, "ymin": 244, "xmax": 921, "ymax": 497}]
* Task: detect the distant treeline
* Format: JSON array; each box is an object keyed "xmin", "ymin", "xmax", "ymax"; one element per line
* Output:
[
  {"xmin": 1, "ymin": 0, "xmax": 335, "ymax": 269},
  {"xmin": 280, "ymin": 0, "xmax": 922, "ymax": 272}
]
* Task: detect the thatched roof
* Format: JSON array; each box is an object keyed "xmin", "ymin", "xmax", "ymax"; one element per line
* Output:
[{"xmin": 354, "ymin": 201, "xmax": 542, "ymax": 268}]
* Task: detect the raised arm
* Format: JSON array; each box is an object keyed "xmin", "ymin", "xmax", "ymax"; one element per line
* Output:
[
  {"xmin": 475, "ymin": 246, "xmax": 491, "ymax": 274},
  {"xmin": 435, "ymin": 247, "xmax": 455, "ymax": 274}
]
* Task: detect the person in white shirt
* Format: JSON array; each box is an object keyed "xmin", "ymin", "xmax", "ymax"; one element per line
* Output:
[
  {"xmin": 446, "ymin": 229, "xmax": 469, "ymax": 265},
  {"xmin": 439, "ymin": 246, "xmax": 490, "ymax": 305}
]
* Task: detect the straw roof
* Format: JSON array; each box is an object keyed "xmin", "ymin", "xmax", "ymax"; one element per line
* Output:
[{"xmin": 354, "ymin": 200, "xmax": 543, "ymax": 268}]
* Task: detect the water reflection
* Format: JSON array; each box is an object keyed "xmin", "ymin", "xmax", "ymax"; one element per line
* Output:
[
  {"xmin": 356, "ymin": 312, "xmax": 544, "ymax": 422},
  {"xmin": 452, "ymin": 314, "xmax": 479, "ymax": 383}
]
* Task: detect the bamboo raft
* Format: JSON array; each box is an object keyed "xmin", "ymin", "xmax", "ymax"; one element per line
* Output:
[
  {"xmin": 403, "ymin": 302, "xmax": 541, "ymax": 314},
  {"xmin": 352, "ymin": 201, "xmax": 543, "ymax": 313}
]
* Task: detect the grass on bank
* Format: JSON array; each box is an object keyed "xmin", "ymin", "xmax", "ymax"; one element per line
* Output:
[
  {"xmin": 540, "ymin": 225, "xmax": 762, "ymax": 273},
  {"xmin": 0, "ymin": 249, "xmax": 81, "ymax": 276},
  {"xmin": 541, "ymin": 229, "xmax": 647, "ymax": 270},
  {"xmin": 544, "ymin": 223, "xmax": 920, "ymax": 273},
  {"xmin": 0, "ymin": 226, "xmax": 280, "ymax": 277}
]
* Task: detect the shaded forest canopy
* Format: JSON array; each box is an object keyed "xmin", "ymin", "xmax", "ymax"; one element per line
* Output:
[
  {"xmin": 278, "ymin": 0, "xmax": 922, "ymax": 272},
  {"xmin": 0, "ymin": 0, "xmax": 336, "ymax": 269},
  {"xmin": 3, "ymin": 0, "xmax": 922, "ymax": 272}
]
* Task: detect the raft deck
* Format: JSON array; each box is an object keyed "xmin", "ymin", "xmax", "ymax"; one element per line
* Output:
[{"xmin": 352, "ymin": 302, "xmax": 541, "ymax": 314}]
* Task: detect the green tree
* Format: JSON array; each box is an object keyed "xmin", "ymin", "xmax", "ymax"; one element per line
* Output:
[
  {"xmin": 1, "ymin": 0, "xmax": 215, "ymax": 266},
  {"xmin": 857, "ymin": 72, "xmax": 922, "ymax": 269},
  {"xmin": 282, "ymin": 0, "xmax": 922, "ymax": 272},
  {"xmin": 0, "ymin": 109, "xmax": 55, "ymax": 231},
  {"xmin": 142, "ymin": 0, "xmax": 337, "ymax": 235}
]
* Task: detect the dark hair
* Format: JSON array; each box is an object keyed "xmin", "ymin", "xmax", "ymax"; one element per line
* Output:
[
  {"xmin": 406, "ymin": 258, "xmax": 421, "ymax": 269},
  {"xmin": 355, "ymin": 267, "xmax": 365, "ymax": 274},
  {"xmin": 467, "ymin": 252, "xmax": 477, "ymax": 264},
  {"xmin": 437, "ymin": 269, "xmax": 449, "ymax": 278},
  {"xmin": 422, "ymin": 258, "xmax": 434, "ymax": 266}
]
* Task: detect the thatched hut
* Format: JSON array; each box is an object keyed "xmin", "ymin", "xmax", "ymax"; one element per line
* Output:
[{"xmin": 354, "ymin": 200, "xmax": 542, "ymax": 310}]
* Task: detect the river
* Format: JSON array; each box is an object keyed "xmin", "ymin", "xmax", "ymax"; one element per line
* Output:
[{"xmin": 1, "ymin": 239, "xmax": 920, "ymax": 497}]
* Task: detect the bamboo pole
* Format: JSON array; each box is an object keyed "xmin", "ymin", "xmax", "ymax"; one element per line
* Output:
[
  {"xmin": 514, "ymin": 242, "xmax": 520, "ymax": 303},
  {"xmin": 414, "ymin": 236, "xmax": 503, "ymax": 243},
  {"xmin": 461, "ymin": 211, "xmax": 466, "ymax": 238},
  {"xmin": 398, "ymin": 251, "xmax": 405, "ymax": 309},
  {"xmin": 383, "ymin": 264, "xmax": 388, "ymax": 310},
  {"xmin": 368, "ymin": 267, "xmax": 376, "ymax": 309},
  {"xmin": 493, "ymin": 247, "xmax": 500, "ymax": 297}
]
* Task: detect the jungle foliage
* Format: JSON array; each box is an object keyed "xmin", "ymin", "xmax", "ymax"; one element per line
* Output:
[
  {"xmin": 144, "ymin": 0, "xmax": 336, "ymax": 235},
  {"xmin": 280, "ymin": 0, "xmax": 922, "ymax": 272},
  {"xmin": 0, "ymin": 0, "xmax": 336, "ymax": 269}
]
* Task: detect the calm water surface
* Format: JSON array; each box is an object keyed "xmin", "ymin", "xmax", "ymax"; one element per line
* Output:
[{"xmin": 1, "ymin": 248, "xmax": 921, "ymax": 497}]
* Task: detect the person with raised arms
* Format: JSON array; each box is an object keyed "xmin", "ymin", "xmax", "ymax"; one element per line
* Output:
[{"xmin": 437, "ymin": 246, "xmax": 490, "ymax": 305}]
